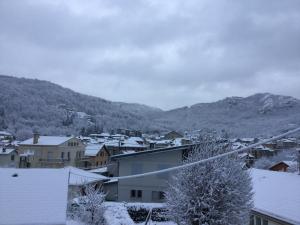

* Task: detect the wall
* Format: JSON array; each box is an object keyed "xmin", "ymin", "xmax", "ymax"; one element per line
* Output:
[
  {"xmin": 0, "ymin": 151, "xmax": 18, "ymax": 167},
  {"xmin": 116, "ymin": 150, "xmax": 183, "ymax": 202}
]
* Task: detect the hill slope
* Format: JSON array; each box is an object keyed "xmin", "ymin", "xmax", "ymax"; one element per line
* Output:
[
  {"xmin": 155, "ymin": 93, "xmax": 300, "ymax": 137},
  {"xmin": 0, "ymin": 75, "xmax": 299, "ymax": 139},
  {"xmin": 0, "ymin": 75, "xmax": 162, "ymax": 139}
]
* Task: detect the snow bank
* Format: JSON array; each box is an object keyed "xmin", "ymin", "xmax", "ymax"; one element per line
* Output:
[{"xmin": 104, "ymin": 202, "xmax": 135, "ymax": 225}]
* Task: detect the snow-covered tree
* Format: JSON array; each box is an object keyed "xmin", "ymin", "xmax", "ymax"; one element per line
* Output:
[
  {"xmin": 165, "ymin": 132, "xmax": 253, "ymax": 225},
  {"xmin": 72, "ymin": 183, "xmax": 106, "ymax": 225}
]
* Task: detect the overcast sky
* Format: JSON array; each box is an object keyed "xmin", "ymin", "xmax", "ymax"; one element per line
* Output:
[{"xmin": 0, "ymin": 0, "xmax": 300, "ymax": 109}]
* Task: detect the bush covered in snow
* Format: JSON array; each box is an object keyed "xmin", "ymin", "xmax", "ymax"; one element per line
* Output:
[
  {"xmin": 165, "ymin": 132, "xmax": 253, "ymax": 225},
  {"xmin": 127, "ymin": 206, "xmax": 169, "ymax": 223},
  {"xmin": 69, "ymin": 184, "xmax": 106, "ymax": 225}
]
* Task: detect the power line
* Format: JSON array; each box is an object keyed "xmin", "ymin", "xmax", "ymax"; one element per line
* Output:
[{"xmin": 114, "ymin": 127, "xmax": 300, "ymax": 180}]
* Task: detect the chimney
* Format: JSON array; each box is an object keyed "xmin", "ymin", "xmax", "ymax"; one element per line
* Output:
[{"xmin": 33, "ymin": 133, "xmax": 39, "ymax": 144}]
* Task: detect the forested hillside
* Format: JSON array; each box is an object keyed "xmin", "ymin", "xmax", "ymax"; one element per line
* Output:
[{"xmin": 1, "ymin": 75, "xmax": 300, "ymax": 139}]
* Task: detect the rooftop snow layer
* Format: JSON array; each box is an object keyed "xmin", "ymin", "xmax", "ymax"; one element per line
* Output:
[
  {"xmin": 20, "ymin": 136, "xmax": 74, "ymax": 146},
  {"xmin": 0, "ymin": 168, "xmax": 69, "ymax": 225},
  {"xmin": 251, "ymin": 169, "xmax": 300, "ymax": 224},
  {"xmin": 84, "ymin": 144, "xmax": 105, "ymax": 157},
  {"xmin": 68, "ymin": 167, "xmax": 108, "ymax": 185},
  {"xmin": 0, "ymin": 148, "xmax": 15, "ymax": 155}
]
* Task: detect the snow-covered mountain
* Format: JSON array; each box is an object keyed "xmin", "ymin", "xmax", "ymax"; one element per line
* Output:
[
  {"xmin": 0, "ymin": 75, "xmax": 299, "ymax": 139},
  {"xmin": 0, "ymin": 75, "xmax": 162, "ymax": 139},
  {"xmin": 155, "ymin": 93, "xmax": 300, "ymax": 137}
]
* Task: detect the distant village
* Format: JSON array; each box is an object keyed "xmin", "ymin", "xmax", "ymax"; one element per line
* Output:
[{"xmin": 0, "ymin": 129, "xmax": 300, "ymax": 225}]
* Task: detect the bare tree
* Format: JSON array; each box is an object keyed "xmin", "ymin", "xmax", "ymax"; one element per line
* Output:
[
  {"xmin": 165, "ymin": 132, "xmax": 253, "ymax": 225},
  {"xmin": 72, "ymin": 183, "xmax": 106, "ymax": 225}
]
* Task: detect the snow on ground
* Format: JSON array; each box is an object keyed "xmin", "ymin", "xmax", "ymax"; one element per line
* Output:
[
  {"xmin": 104, "ymin": 202, "xmax": 135, "ymax": 225},
  {"xmin": 67, "ymin": 220, "xmax": 85, "ymax": 225},
  {"xmin": 251, "ymin": 169, "xmax": 300, "ymax": 224},
  {"xmin": 104, "ymin": 202, "xmax": 177, "ymax": 225}
]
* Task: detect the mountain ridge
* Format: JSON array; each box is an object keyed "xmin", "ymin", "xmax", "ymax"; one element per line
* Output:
[{"xmin": 0, "ymin": 75, "xmax": 299, "ymax": 139}]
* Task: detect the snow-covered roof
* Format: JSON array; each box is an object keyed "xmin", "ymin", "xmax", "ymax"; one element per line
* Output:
[
  {"xmin": 253, "ymin": 145, "xmax": 273, "ymax": 151},
  {"xmin": 0, "ymin": 148, "xmax": 15, "ymax": 155},
  {"xmin": 0, "ymin": 131, "xmax": 12, "ymax": 136},
  {"xmin": 84, "ymin": 144, "xmax": 105, "ymax": 157},
  {"xmin": 89, "ymin": 167, "xmax": 108, "ymax": 174},
  {"xmin": 238, "ymin": 152, "xmax": 254, "ymax": 159},
  {"xmin": 241, "ymin": 138, "xmax": 255, "ymax": 142},
  {"xmin": 173, "ymin": 138, "xmax": 183, "ymax": 146},
  {"xmin": 122, "ymin": 150, "xmax": 136, "ymax": 154},
  {"xmin": 251, "ymin": 169, "xmax": 300, "ymax": 224},
  {"xmin": 20, "ymin": 136, "xmax": 74, "ymax": 146},
  {"xmin": 0, "ymin": 168, "xmax": 69, "ymax": 225},
  {"xmin": 68, "ymin": 167, "xmax": 109, "ymax": 186},
  {"xmin": 127, "ymin": 136, "xmax": 144, "ymax": 143},
  {"xmin": 105, "ymin": 139, "xmax": 147, "ymax": 148}
]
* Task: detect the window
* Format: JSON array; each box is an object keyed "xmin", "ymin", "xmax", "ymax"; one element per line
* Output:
[
  {"xmin": 137, "ymin": 190, "xmax": 142, "ymax": 198},
  {"xmin": 263, "ymin": 219, "xmax": 268, "ymax": 225},
  {"xmin": 130, "ymin": 190, "xmax": 136, "ymax": 198},
  {"xmin": 67, "ymin": 152, "xmax": 70, "ymax": 161},
  {"xmin": 61, "ymin": 152, "xmax": 64, "ymax": 159},
  {"xmin": 131, "ymin": 190, "xmax": 142, "ymax": 198},
  {"xmin": 11, "ymin": 154, "xmax": 15, "ymax": 161},
  {"xmin": 256, "ymin": 216, "xmax": 262, "ymax": 225}
]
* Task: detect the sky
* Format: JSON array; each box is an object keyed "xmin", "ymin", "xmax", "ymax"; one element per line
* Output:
[{"xmin": 0, "ymin": 0, "xmax": 300, "ymax": 109}]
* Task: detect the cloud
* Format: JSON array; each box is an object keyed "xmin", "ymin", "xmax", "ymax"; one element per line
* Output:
[{"xmin": 0, "ymin": 0, "xmax": 300, "ymax": 109}]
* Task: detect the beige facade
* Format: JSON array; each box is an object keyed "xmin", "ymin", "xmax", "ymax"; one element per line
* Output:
[
  {"xmin": 18, "ymin": 136, "xmax": 85, "ymax": 168},
  {"xmin": 81, "ymin": 145, "xmax": 110, "ymax": 169}
]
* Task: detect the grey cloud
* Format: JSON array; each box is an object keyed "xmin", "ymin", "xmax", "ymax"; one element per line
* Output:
[{"xmin": 0, "ymin": 0, "xmax": 300, "ymax": 109}]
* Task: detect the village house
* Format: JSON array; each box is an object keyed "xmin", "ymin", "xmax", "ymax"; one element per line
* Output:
[
  {"xmin": 105, "ymin": 138, "xmax": 148, "ymax": 156},
  {"xmin": 104, "ymin": 143, "xmax": 300, "ymax": 225},
  {"xmin": 251, "ymin": 145, "xmax": 275, "ymax": 158},
  {"xmin": 80, "ymin": 143, "xmax": 110, "ymax": 169},
  {"xmin": 0, "ymin": 131, "xmax": 14, "ymax": 147},
  {"xmin": 0, "ymin": 147, "xmax": 18, "ymax": 167},
  {"xmin": 105, "ymin": 144, "xmax": 195, "ymax": 202},
  {"xmin": 276, "ymin": 138, "xmax": 298, "ymax": 149},
  {"xmin": 163, "ymin": 131, "xmax": 183, "ymax": 140},
  {"xmin": 115, "ymin": 129, "xmax": 142, "ymax": 137},
  {"xmin": 269, "ymin": 161, "xmax": 299, "ymax": 173},
  {"xmin": 18, "ymin": 134, "xmax": 85, "ymax": 168}
]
